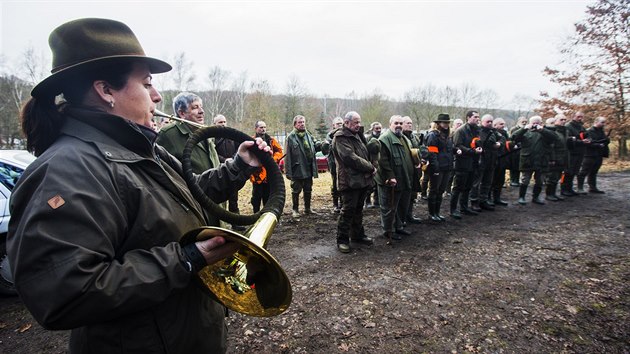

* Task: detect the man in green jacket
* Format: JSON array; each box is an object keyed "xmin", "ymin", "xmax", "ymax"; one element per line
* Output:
[
  {"xmin": 332, "ymin": 111, "xmax": 376, "ymax": 253},
  {"xmin": 375, "ymin": 115, "xmax": 416, "ymax": 240},
  {"xmin": 157, "ymin": 92, "xmax": 223, "ymax": 226},
  {"xmin": 511, "ymin": 116, "xmax": 559, "ymax": 205},
  {"xmin": 577, "ymin": 116, "xmax": 610, "ymax": 193},
  {"xmin": 545, "ymin": 114, "xmax": 571, "ymax": 201},
  {"xmin": 562, "ymin": 111, "xmax": 591, "ymax": 196},
  {"xmin": 285, "ymin": 115, "xmax": 320, "ymax": 217},
  {"xmin": 157, "ymin": 92, "xmax": 221, "ymax": 173}
]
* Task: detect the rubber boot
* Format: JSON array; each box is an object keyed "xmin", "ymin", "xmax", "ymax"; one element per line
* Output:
[
  {"xmin": 292, "ymin": 193, "xmax": 300, "ymax": 217},
  {"xmin": 545, "ymin": 184, "xmax": 559, "ymax": 201},
  {"xmin": 532, "ymin": 184, "xmax": 545, "ymax": 204},
  {"xmin": 576, "ymin": 175, "xmax": 587, "ymax": 195},
  {"xmin": 562, "ymin": 174, "xmax": 577, "ymax": 196},
  {"xmin": 435, "ymin": 196, "xmax": 446, "ymax": 221},
  {"xmin": 493, "ymin": 189, "xmax": 508, "ymax": 206},
  {"xmin": 518, "ymin": 185, "xmax": 527, "ymax": 205},
  {"xmin": 589, "ymin": 175, "xmax": 605, "ymax": 193},
  {"xmin": 427, "ymin": 197, "xmax": 439, "ymax": 222},
  {"xmin": 460, "ymin": 191, "xmax": 478, "ymax": 215},
  {"xmin": 450, "ymin": 190, "xmax": 462, "ymax": 219},
  {"xmin": 470, "ymin": 199, "xmax": 482, "ymax": 212},
  {"xmin": 553, "ymin": 183, "xmax": 565, "ymax": 200},
  {"xmin": 304, "ymin": 192, "xmax": 318, "ymax": 214}
]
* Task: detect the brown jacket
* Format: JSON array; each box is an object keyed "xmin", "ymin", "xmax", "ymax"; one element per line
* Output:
[
  {"xmin": 332, "ymin": 126, "xmax": 375, "ymax": 191},
  {"xmin": 8, "ymin": 107, "xmax": 253, "ymax": 353}
]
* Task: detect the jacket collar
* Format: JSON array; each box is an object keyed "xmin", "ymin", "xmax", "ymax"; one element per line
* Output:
[{"xmin": 63, "ymin": 106, "xmax": 155, "ymax": 160}]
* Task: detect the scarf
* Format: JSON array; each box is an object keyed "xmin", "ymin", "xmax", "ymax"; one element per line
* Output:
[{"xmin": 295, "ymin": 129, "xmax": 313, "ymax": 161}]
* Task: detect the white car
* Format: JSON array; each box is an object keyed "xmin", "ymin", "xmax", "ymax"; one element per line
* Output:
[{"xmin": 0, "ymin": 150, "xmax": 36, "ymax": 296}]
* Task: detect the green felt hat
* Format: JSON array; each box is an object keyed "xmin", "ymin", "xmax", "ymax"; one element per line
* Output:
[{"xmin": 32, "ymin": 18, "xmax": 171, "ymax": 97}]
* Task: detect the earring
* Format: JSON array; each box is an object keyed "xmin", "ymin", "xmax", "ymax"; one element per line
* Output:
[{"xmin": 109, "ymin": 101, "xmax": 115, "ymax": 108}]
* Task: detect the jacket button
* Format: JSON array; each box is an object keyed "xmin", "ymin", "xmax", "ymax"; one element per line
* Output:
[{"xmin": 105, "ymin": 151, "xmax": 112, "ymax": 157}]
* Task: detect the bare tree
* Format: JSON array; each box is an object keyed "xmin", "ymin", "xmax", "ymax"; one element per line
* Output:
[
  {"xmin": 229, "ymin": 71, "xmax": 248, "ymax": 123},
  {"xmin": 284, "ymin": 74, "xmax": 307, "ymax": 125},
  {"xmin": 153, "ymin": 52, "xmax": 195, "ymax": 114},
  {"xmin": 542, "ymin": 0, "xmax": 629, "ymax": 158},
  {"xmin": 403, "ymin": 84, "xmax": 441, "ymax": 131},
  {"xmin": 169, "ymin": 52, "xmax": 195, "ymax": 91},
  {"xmin": 358, "ymin": 90, "xmax": 392, "ymax": 127},
  {"xmin": 459, "ymin": 82, "xmax": 481, "ymax": 112},
  {"xmin": 205, "ymin": 65, "xmax": 231, "ymax": 121},
  {"xmin": 22, "ymin": 46, "xmax": 48, "ymax": 86},
  {"xmin": 475, "ymin": 88, "xmax": 500, "ymax": 116}
]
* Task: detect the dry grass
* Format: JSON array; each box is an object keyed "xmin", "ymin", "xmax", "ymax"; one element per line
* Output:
[{"xmin": 236, "ymin": 172, "xmax": 334, "ymax": 214}]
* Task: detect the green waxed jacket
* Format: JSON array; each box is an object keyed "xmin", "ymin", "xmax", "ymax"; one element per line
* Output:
[
  {"xmin": 512, "ymin": 126, "xmax": 559, "ymax": 171},
  {"xmin": 8, "ymin": 107, "xmax": 254, "ymax": 354},
  {"xmin": 374, "ymin": 130, "xmax": 415, "ymax": 191},
  {"xmin": 546, "ymin": 125, "xmax": 570, "ymax": 170},
  {"xmin": 284, "ymin": 130, "xmax": 319, "ymax": 180},
  {"xmin": 157, "ymin": 121, "xmax": 224, "ymax": 226},
  {"xmin": 157, "ymin": 121, "xmax": 221, "ymax": 174}
]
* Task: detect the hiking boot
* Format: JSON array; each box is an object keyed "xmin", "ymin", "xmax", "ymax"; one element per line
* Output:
[
  {"xmin": 337, "ymin": 243, "xmax": 351, "ymax": 253},
  {"xmin": 292, "ymin": 209, "xmax": 300, "ymax": 218},
  {"xmin": 395, "ymin": 228, "xmax": 411, "ymax": 236},
  {"xmin": 546, "ymin": 194, "xmax": 560, "ymax": 202},
  {"xmin": 351, "ymin": 237, "xmax": 374, "ymax": 246},
  {"xmin": 589, "ymin": 188, "xmax": 605, "ymax": 194},
  {"xmin": 517, "ymin": 197, "xmax": 527, "ymax": 205},
  {"xmin": 479, "ymin": 201, "xmax": 495, "ymax": 211},
  {"xmin": 532, "ymin": 196, "xmax": 546, "ymax": 205},
  {"xmin": 460, "ymin": 206, "xmax": 478, "ymax": 215}
]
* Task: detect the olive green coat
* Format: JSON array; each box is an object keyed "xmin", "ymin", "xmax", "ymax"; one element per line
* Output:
[{"xmin": 374, "ymin": 130, "xmax": 415, "ymax": 191}]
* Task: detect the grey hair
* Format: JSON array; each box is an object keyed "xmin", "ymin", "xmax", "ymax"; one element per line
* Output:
[
  {"xmin": 370, "ymin": 122, "xmax": 382, "ymax": 129},
  {"xmin": 493, "ymin": 117, "xmax": 505, "ymax": 126},
  {"xmin": 546, "ymin": 117, "xmax": 556, "ymax": 125},
  {"xmin": 255, "ymin": 120, "xmax": 266, "ymax": 128},
  {"xmin": 389, "ymin": 115, "xmax": 402, "ymax": 124},
  {"xmin": 481, "ymin": 114, "xmax": 494, "ymax": 123},
  {"xmin": 343, "ymin": 111, "xmax": 359, "ymax": 122},
  {"xmin": 213, "ymin": 114, "xmax": 226, "ymax": 124},
  {"xmin": 529, "ymin": 116, "xmax": 543, "ymax": 124},
  {"xmin": 173, "ymin": 92, "xmax": 201, "ymax": 117},
  {"xmin": 293, "ymin": 115, "xmax": 306, "ymax": 125}
]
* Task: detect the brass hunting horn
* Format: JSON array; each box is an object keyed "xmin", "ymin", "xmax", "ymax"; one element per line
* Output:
[{"xmin": 153, "ymin": 110, "xmax": 291, "ymax": 317}]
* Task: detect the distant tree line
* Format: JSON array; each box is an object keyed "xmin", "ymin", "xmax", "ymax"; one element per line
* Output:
[
  {"xmin": 4, "ymin": 0, "xmax": 626, "ymax": 160},
  {"xmin": 0, "ymin": 48, "xmax": 536, "ymax": 148}
]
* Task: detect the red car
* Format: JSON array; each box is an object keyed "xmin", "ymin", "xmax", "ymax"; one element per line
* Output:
[{"xmin": 279, "ymin": 152, "xmax": 329, "ymax": 173}]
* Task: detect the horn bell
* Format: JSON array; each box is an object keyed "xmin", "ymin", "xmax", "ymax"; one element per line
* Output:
[{"xmin": 181, "ymin": 212, "xmax": 292, "ymax": 317}]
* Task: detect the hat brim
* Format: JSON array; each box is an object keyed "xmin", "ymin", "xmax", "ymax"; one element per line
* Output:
[
  {"xmin": 32, "ymin": 55, "xmax": 172, "ymax": 97},
  {"xmin": 433, "ymin": 120, "xmax": 451, "ymax": 123}
]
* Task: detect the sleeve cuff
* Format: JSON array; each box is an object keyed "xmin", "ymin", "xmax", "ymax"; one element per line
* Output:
[{"xmin": 182, "ymin": 243, "xmax": 208, "ymax": 273}]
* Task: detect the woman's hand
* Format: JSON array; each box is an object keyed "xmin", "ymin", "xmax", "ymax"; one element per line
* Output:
[
  {"xmin": 237, "ymin": 137, "xmax": 271, "ymax": 167},
  {"xmin": 195, "ymin": 236, "xmax": 240, "ymax": 265}
]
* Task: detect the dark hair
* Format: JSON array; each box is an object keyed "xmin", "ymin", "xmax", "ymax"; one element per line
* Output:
[
  {"xmin": 466, "ymin": 110, "xmax": 479, "ymax": 118},
  {"xmin": 22, "ymin": 61, "xmax": 136, "ymax": 156}
]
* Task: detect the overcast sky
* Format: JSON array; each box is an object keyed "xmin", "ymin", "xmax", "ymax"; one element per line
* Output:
[{"xmin": 1, "ymin": 1, "xmax": 591, "ymax": 107}]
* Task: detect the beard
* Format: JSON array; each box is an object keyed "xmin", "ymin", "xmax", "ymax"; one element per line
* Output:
[{"xmin": 394, "ymin": 127, "xmax": 403, "ymax": 136}]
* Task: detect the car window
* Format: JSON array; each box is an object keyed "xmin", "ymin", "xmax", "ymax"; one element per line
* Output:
[{"xmin": 0, "ymin": 162, "xmax": 25, "ymax": 191}]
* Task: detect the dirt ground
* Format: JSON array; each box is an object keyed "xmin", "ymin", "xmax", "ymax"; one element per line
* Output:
[{"xmin": 1, "ymin": 169, "xmax": 629, "ymax": 353}]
